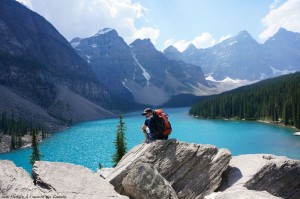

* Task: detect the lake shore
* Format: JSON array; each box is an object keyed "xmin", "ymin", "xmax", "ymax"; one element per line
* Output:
[
  {"xmin": 256, "ymin": 119, "xmax": 299, "ymax": 132},
  {"xmin": 0, "ymin": 125, "xmax": 68, "ymax": 154},
  {"xmin": 190, "ymin": 114, "xmax": 299, "ymax": 132}
]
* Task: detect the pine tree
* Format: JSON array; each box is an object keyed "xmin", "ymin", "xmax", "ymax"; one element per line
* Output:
[
  {"xmin": 17, "ymin": 135, "xmax": 22, "ymax": 148},
  {"xmin": 112, "ymin": 114, "xmax": 127, "ymax": 167},
  {"xmin": 30, "ymin": 128, "xmax": 42, "ymax": 166},
  {"xmin": 10, "ymin": 133, "xmax": 16, "ymax": 150},
  {"xmin": 1, "ymin": 111, "xmax": 8, "ymax": 134}
]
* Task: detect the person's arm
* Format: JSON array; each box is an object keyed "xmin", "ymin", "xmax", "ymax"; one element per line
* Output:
[
  {"xmin": 142, "ymin": 124, "xmax": 147, "ymax": 132},
  {"xmin": 142, "ymin": 119, "xmax": 148, "ymax": 132},
  {"xmin": 141, "ymin": 123, "xmax": 150, "ymax": 141}
]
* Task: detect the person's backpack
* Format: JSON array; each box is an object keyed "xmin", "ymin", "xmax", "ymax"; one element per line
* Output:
[{"xmin": 152, "ymin": 109, "xmax": 172, "ymax": 138}]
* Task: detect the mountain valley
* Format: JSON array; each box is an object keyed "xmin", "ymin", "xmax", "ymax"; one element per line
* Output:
[{"xmin": 0, "ymin": 0, "xmax": 300, "ymax": 152}]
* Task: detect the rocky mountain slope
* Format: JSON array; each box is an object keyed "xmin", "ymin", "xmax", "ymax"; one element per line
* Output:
[
  {"xmin": 263, "ymin": 28, "xmax": 300, "ymax": 74},
  {"xmin": 71, "ymin": 29, "xmax": 208, "ymax": 106},
  {"xmin": 0, "ymin": 0, "xmax": 115, "ymax": 127},
  {"xmin": 1, "ymin": 140, "xmax": 299, "ymax": 198},
  {"xmin": 164, "ymin": 28, "xmax": 300, "ymax": 81}
]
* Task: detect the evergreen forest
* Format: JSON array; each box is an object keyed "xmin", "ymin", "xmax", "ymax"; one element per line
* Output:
[
  {"xmin": 189, "ymin": 72, "xmax": 300, "ymax": 129},
  {"xmin": 0, "ymin": 111, "xmax": 48, "ymax": 150}
]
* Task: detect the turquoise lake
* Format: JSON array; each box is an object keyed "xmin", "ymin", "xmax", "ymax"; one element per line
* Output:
[{"xmin": 0, "ymin": 107, "xmax": 299, "ymax": 173}]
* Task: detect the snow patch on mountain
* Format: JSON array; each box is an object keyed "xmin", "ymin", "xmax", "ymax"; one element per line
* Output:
[
  {"xmin": 90, "ymin": 44, "xmax": 98, "ymax": 48},
  {"xmin": 203, "ymin": 73, "xmax": 258, "ymax": 94},
  {"xmin": 122, "ymin": 79, "xmax": 133, "ymax": 92},
  {"xmin": 71, "ymin": 41, "xmax": 80, "ymax": 48},
  {"xmin": 86, "ymin": 55, "xmax": 91, "ymax": 64},
  {"xmin": 132, "ymin": 54, "xmax": 151, "ymax": 85},
  {"xmin": 228, "ymin": 41, "xmax": 238, "ymax": 46},
  {"xmin": 183, "ymin": 71, "xmax": 192, "ymax": 79},
  {"xmin": 95, "ymin": 28, "xmax": 113, "ymax": 36},
  {"xmin": 205, "ymin": 73, "xmax": 250, "ymax": 84},
  {"xmin": 132, "ymin": 69, "xmax": 137, "ymax": 80},
  {"xmin": 220, "ymin": 77, "xmax": 245, "ymax": 84}
]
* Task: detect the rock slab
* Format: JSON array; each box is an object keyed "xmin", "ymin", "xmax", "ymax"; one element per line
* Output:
[
  {"xmin": 205, "ymin": 187, "xmax": 283, "ymax": 199},
  {"xmin": 0, "ymin": 160, "xmax": 43, "ymax": 197},
  {"xmin": 218, "ymin": 154, "xmax": 300, "ymax": 199},
  {"xmin": 0, "ymin": 160, "xmax": 128, "ymax": 199},
  {"xmin": 122, "ymin": 162, "xmax": 178, "ymax": 199},
  {"xmin": 244, "ymin": 155, "xmax": 300, "ymax": 199},
  {"xmin": 33, "ymin": 161, "xmax": 128, "ymax": 199},
  {"xmin": 107, "ymin": 139, "xmax": 232, "ymax": 199}
]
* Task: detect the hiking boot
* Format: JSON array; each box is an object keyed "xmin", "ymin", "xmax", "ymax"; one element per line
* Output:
[{"xmin": 143, "ymin": 139, "xmax": 151, "ymax": 144}]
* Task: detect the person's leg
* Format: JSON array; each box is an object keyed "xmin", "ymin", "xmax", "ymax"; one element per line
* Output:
[{"xmin": 143, "ymin": 130, "xmax": 150, "ymax": 141}]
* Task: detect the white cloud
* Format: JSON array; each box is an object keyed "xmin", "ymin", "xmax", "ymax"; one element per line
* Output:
[
  {"xmin": 16, "ymin": 0, "xmax": 159, "ymax": 44},
  {"xmin": 17, "ymin": 0, "xmax": 33, "ymax": 9},
  {"xmin": 130, "ymin": 27, "xmax": 160, "ymax": 44},
  {"xmin": 219, "ymin": 34, "xmax": 232, "ymax": 43},
  {"xmin": 163, "ymin": 39, "xmax": 175, "ymax": 49},
  {"xmin": 260, "ymin": 0, "xmax": 300, "ymax": 42},
  {"xmin": 163, "ymin": 33, "xmax": 232, "ymax": 52},
  {"xmin": 192, "ymin": 33, "xmax": 216, "ymax": 49},
  {"xmin": 171, "ymin": 40, "xmax": 191, "ymax": 52},
  {"xmin": 270, "ymin": 0, "xmax": 281, "ymax": 10}
]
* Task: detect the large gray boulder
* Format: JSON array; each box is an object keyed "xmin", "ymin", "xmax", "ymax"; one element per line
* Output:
[
  {"xmin": 32, "ymin": 161, "xmax": 128, "ymax": 199},
  {"xmin": 0, "ymin": 160, "xmax": 128, "ymax": 198},
  {"xmin": 0, "ymin": 160, "xmax": 44, "ymax": 197},
  {"xmin": 218, "ymin": 154, "xmax": 300, "ymax": 199},
  {"xmin": 122, "ymin": 162, "xmax": 178, "ymax": 199},
  {"xmin": 107, "ymin": 139, "xmax": 231, "ymax": 199},
  {"xmin": 244, "ymin": 155, "xmax": 300, "ymax": 199}
]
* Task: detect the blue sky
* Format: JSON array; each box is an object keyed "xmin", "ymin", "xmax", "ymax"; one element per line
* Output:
[
  {"xmin": 17, "ymin": 0, "xmax": 300, "ymax": 51},
  {"xmin": 133, "ymin": 0, "xmax": 282, "ymax": 50}
]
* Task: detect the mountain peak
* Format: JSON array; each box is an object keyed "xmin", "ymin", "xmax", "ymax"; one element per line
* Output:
[
  {"xmin": 130, "ymin": 38, "xmax": 156, "ymax": 50},
  {"xmin": 236, "ymin": 30, "xmax": 252, "ymax": 38},
  {"xmin": 70, "ymin": 37, "xmax": 82, "ymax": 48},
  {"xmin": 70, "ymin": 37, "xmax": 82, "ymax": 43},
  {"xmin": 163, "ymin": 45, "xmax": 179, "ymax": 53},
  {"xmin": 270, "ymin": 28, "xmax": 299, "ymax": 41},
  {"xmin": 230, "ymin": 30, "xmax": 257, "ymax": 43},
  {"xmin": 277, "ymin": 27, "xmax": 288, "ymax": 33},
  {"xmin": 185, "ymin": 43, "xmax": 198, "ymax": 52},
  {"xmin": 94, "ymin": 28, "xmax": 118, "ymax": 37}
]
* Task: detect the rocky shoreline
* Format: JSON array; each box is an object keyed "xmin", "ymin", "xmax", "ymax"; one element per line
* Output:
[
  {"xmin": 256, "ymin": 119, "xmax": 300, "ymax": 132},
  {"xmin": 1, "ymin": 139, "xmax": 299, "ymax": 199}
]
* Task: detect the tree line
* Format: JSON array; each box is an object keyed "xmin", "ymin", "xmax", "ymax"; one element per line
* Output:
[
  {"xmin": 189, "ymin": 72, "xmax": 300, "ymax": 129},
  {"xmin": 0, "ymin": 111, "xmax": 48, "ymax": 150}
]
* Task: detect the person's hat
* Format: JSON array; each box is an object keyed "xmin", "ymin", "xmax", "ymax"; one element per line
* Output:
[{"xmin": 142, "ymin": 108, "xmax": 152, "ymax": 115}]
